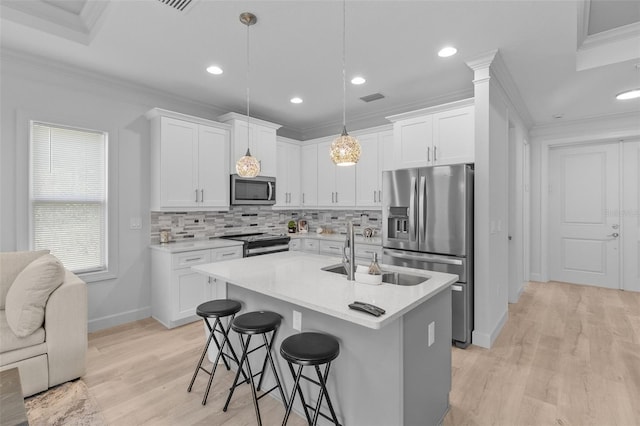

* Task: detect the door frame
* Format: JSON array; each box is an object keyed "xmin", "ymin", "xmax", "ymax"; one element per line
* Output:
[{"xmin": 540, "ymin": 136, "xmax": 625, "ymax": 284}]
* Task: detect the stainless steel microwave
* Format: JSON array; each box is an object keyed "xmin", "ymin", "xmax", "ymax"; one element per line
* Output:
[{"xmin": 230, "ymin": 174, "xmax": 276, "ymax": 205}]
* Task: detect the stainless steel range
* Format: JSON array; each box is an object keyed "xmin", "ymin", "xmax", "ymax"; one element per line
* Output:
[{"xmin": 219, "ymin": 233, "xmax": 290, "ymax": 257}]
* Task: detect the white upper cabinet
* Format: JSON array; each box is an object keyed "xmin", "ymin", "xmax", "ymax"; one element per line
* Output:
[
  {"xmin": 317, "ymin": 140, "xmax": 356, "ymax": 207},
  {"xmin": 275, "ymin": 139, "xmax": 301, "ymax": 208},
  {"xmin": 354, "ymin": 128, "xmax": 393, "ymax": 208},
  {"xmin": 301, "ymin": 144, "xmax": 318, "ymax": 207},
  {"xmin": 146, "ymin": 109, "xmax": 230, "ymax": 211},
  {"xmin": 387, "ymin": 99, "xmax": 474, "ymax": 169},
  {"xmin": 218, "ymin": 112, "xmax": 282, "ymax": 178},
  {"xmin": 432, "ymin": 105, "xmax": 475, "ymax": 165}
]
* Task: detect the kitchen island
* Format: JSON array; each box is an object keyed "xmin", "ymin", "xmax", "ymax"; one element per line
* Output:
[{"xmin": 192, "ymin": 251, "xmax": 456, "ymax": 426}]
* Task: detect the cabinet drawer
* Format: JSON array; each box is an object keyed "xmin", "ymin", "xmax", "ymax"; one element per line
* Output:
[
  {"xmin": 172, "ymin": 250, "xmax": 212, "ymax": 270},
  {"xmin": 212, "ymin": 246, "xmax": 243, "ymax": 261},
  {"xmin": 355, "ymin": 245, "xmax": 382, "ymax": 261},
  {"xmin": 289, "ymin": 239, "xmax": 301, "ymax": 251},
  {"xmin": 319, "ymin": 240, "xmax": 344, "ymax": 256},
  {"xmin": 302, "ymin": 239, "xmax": 319, "ymax": 253}
]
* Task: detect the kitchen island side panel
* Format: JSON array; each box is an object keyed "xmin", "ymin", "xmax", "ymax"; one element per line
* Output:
[
  {"xmin": 225, "ymin": 283, "xmax": 404, "ymax": 426},
  {"xmin": 403, "ymin": 286, "xmax": 452, "ymax": 425}
]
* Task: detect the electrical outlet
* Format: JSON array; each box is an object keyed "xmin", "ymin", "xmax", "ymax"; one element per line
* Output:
[
  {"xmin": 293, "ymin": 310, "xmax": 302, "ymax": 331},
  {"xmin": 428, "ymin": 321, "xmax": 435, "ymax": 347}
]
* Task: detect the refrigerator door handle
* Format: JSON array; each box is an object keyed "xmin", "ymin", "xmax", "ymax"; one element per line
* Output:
[
  {"xmin": 384, "ymin": 249, "xmax": 463, "ymax": 265},
  {"xmin": 419, "ymin": 175, "xmax": 426, "ymax": 243},
  {"xmin": 409, "ymin": 176, "xmax": 417, "ymax": 243}
]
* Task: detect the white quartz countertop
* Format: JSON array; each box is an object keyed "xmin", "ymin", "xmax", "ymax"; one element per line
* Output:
[
  {"xmin": 149, "ymin": 238, "xmax": 244, "ymax": 253},
  {"xmin": 289, "ymin": 232, "xmax": 382, "ymax": 246},
  {"xmin": 192, "ymin": 251, "xmax": 457, "ymax": 329}
]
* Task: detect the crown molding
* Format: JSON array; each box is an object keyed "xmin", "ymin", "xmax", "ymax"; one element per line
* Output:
[
  {"xmin": 1, "ymin": 48, "xmax": 225, "ymax": 117},
  {"xmin": 530, "ymin": 110, "xmax": 640, "ymax": 143},
  {"xmin": 576, "ymin": 0, "xmax": 590, "ymax": 48},
  {"xmin": 0, "ymin": 0, "xmax": 110, "ymax": 45},
  {"xmin": 577, "ymin": 21, "xmax": 640, "ymax": 70}
]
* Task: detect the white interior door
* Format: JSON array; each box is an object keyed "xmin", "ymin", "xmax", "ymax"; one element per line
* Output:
[
  {"xmin": 622, "ymin": 141, "xmax": 640, "ymax": 292},
  {"xmin": 549, "ymin": 143, "xmax": 620, "ymax": 289}
]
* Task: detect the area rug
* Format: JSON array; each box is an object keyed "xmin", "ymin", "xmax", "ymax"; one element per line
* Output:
[{"xmin": 25, "ymin": 380, "xmax": 106, "ymax": 426}]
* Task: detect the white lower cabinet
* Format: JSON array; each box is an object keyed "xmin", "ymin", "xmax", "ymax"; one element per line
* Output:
[
  {"xmin": 151, "ymin": 245, "xmax": 243, "ymax": 329},
  {"xmin": 301, "ymin": 238, "xmax": 319, "ymax": 254},
  {"xmin": 289, "ymin": 239, "xmax": 302, "ymax": 251},
  {"xmin": 319, "ymin": 240, "xmax": 344, "ymax": 257}
]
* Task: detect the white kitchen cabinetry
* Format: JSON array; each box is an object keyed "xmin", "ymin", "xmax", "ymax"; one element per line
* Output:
[
  {"xmin": 151, "ymin": 245, "xmax": 243, "ymax": 329},
  {"xmin": 301, "ymin": 238, "xmax": 319, "ymax": 254},
  {"xmin": 146, "ymin": 109, "xmax": 230, "ymax": 211},
  {"xmin": 219, "ymin": 112, "xmax": 282, "ymax": 177},
  {"xmin": 317, "ymin": 140, "xmax": 356, "ymax": 207},
  {"xmin": 387, "ymin": 99, "xmax": 474, "ymax": 169},
  {"xmin": 275, "ymin": 139, "xmax": 301, "ymax": 208},
  {"xmin": 319, "ymin": 240, "xmax": 344, "ymax": 257},
  {"xmin": 289, "ymin": 239, "xmax": 301, "ymax": 251},
  {"xmin": 354, "ymin": 128, "xmax": 393, "ymax": 208},
  {"xmin": 301, "ymin": 144, "xmax": 318, "ymax": 207}
]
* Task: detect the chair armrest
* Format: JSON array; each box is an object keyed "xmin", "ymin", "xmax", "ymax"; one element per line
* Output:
[{"xmin": 44, "ymin": 270, "xmax": 87, "ymax": 387}]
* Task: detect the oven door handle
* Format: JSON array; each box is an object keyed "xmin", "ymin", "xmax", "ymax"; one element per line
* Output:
[{"xmin": 246, "ymin": 244, "xmax": 289, "ymax": 256}]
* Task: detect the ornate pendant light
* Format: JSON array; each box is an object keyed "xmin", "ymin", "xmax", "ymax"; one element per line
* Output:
[
  {"xmin": 235, "ymin": 12, "xmax": 260, "ymax": 178},
  {"xmin": 330, "ymin": 0, "xmax": 360, "ymax": 166}
]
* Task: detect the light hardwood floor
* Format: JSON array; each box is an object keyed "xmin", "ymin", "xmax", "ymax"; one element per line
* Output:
[{"xmin": 86, "ymin": 281, "xmax": 640, "ymax": 425}]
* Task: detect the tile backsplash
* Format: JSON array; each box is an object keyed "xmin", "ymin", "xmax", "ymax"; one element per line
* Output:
[{"xmin": 150, "ymin": 207, "xmax": 382, "ymax": 244}]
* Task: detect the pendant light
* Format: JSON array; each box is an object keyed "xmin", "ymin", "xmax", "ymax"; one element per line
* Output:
[
  {"xmin": 235, "ymin": 12, "xmax": 260, "ymax": 178},
  {"xmin": 330, "ymin": 0, "xmax": 361, "ymax": 166}
]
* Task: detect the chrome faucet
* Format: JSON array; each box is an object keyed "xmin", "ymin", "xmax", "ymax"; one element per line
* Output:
[{"xmin": 343, "ymin": 221, "xmax": 356, "ymax": 280}]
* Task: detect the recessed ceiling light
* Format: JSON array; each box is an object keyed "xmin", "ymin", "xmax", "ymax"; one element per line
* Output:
[
  {"xmin": 290, "ymin": 97, "xmax": 303, "ymax": 104},
  {"xmin": 438, "ymin": 46, "xmax": 457, "ymax": 58},
  {"xmin": 553, "ymin": 113, "xmax": 564, "ymax": 119},
  {"xmin": 351, "ymin": 76, "xmax": 366, "ymax": 85},
  {"xmin": 616, "ymin": 89, "xmax": 640, "ymax": 100},
  {"xmin": 206, "ymin": 65, "xmax": 223, "ymax": 75}
]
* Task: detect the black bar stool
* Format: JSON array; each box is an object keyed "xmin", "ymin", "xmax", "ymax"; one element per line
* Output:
[
  {"xmin": 223, "ymin": 311, "xmax": 288, "ymax": 426},
  {"xmin": 187, "ymin": 299, "xmax": 247, "ymax": 405},
  {"xmin": 280, "ymin": 332, "xmax": 341, "ymax": 426}
]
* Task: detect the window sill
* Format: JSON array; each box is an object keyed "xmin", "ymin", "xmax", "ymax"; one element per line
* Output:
[{"xmin": 79, "ymin": 270, "xmax": 117, "ymax": 283}]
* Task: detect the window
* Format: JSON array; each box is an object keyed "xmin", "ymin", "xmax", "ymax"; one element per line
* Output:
[{"xmin": 30, "ymin": 121, "xmax": 108, "ymax": 274}]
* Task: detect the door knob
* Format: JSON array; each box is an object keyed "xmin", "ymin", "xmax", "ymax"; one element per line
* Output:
[{"xmin": 607, "ymin": 232, "xmax": 619, "ymax": 238}]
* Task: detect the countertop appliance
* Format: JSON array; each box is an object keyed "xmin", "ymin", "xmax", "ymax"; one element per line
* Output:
[
  {"xmin": 382, "ymin": 164, "xmax": 474, "ymax": 348},
  {"xmin": 230, "ymin": 174, "xmax": 276, "ymax": 205},
  {"xmin": 219, "ymin": 232, "xmax": 290, "ymax": 257}
]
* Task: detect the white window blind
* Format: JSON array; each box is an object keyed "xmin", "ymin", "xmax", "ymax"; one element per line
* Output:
[{"xmin": 30, "ymin": 122, "xmax": 108, "ymax": 274}]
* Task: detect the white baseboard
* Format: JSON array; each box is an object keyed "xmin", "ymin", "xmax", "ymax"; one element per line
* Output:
[
  {"xmin": 529, "ymin": 272, "xmax": 544, "ymax": 283},
  {"xmin": 472, "ymin": 309, "xmax": 508, "ymax": 349},
  {"xmin": 508, "ymin": 283, "xmax": 525, "ymax": 304},
  {"xmin": 88, "ymin": 306, "xmax": 151, "ymax": 333}
]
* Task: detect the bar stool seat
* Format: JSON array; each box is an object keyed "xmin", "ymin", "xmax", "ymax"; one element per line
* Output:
[
  {"xmin": 188, "ymin": 299, "xmax": 245, "ymax": 405},
  {"xmin": 224, "ymin": 311, "xmax": 287, "ymax": 426},
  {"xmin": 196, "ymin": 299, "xmax": 242, "ymax": 318},
  {"xmin": 280, "ymin": 332, "xmax": 341, "ymax": 426},
  {"xmin": 232, "ymin": 311, "xmax": 282, "ymax": 335}
]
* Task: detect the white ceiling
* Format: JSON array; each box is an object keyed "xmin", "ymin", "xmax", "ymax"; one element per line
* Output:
[{"xmin": 1, "ymin": 0, "xmax": 639, "ymax": 140}]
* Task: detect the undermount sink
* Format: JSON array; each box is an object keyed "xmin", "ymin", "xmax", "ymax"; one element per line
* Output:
[{"xmin": 321, "ymin": 264, "xmax": 428, "ymax": 286}]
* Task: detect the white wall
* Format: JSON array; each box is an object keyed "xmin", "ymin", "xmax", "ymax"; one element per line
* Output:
[
  {"xmin": 528, "ymin": 112, "xmax": 640, "ymax": 282},
  {"xmin": 0, "ymin": 51, "xmax": 225, "ymax": 331}
]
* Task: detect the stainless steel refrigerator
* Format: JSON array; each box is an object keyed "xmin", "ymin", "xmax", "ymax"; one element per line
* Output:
[{"xmin": 382, "ymin": 164, "xmax": 473, "ymax": 348}]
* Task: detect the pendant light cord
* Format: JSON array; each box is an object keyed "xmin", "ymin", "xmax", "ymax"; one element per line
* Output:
[
  {"xmin": 342, "ymin": 0, "xmax": 346, "ymax": 129},
  {"xmin": 246, "ymin": 19, "xmax": 251, "ymax": 152}
]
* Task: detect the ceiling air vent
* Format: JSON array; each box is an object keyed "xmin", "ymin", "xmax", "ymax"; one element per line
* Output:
[
  {"xmin": 157, "ymin": 0, "xmax": 198, "ymax": 12},
  {"xmin": 360, "ymin": 93, "xmax": 385, "ymax": 103}
]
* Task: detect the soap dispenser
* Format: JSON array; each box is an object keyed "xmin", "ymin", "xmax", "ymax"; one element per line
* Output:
[{"xmin": 368, "ymin": 252, "xmax": 382, "ymax": 275}]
